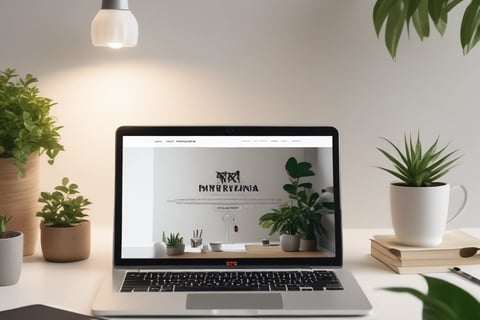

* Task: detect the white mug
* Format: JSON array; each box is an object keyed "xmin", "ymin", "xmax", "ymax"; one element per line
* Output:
[{"xmin": 390, "ymin": 183, "xmax": 467, "ymax": 247}]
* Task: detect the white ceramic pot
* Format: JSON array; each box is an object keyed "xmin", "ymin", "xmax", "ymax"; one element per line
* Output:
[
  {"xmin": 0, "ymin": 231, "xmax": 23, "ymax": 286},
  {"xmin": 153, "ymin": 241, "xmax": 167, "ymax": 257},
  {"xmin": 390, "ymin": 183, "xmax": 467, "ymax": 247},
  {"xmin": 280, "ymin": 234, "xmax": 300, "ymax": 252}
]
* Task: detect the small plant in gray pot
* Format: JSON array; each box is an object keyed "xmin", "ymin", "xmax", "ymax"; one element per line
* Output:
[
  {"xmin": 0, "ymin": 214, "xmax": 23, "ymax": 286},
  {"xmin": 166, "ymin": 232, "xmax": 185, "ymax": 256},
  {"xmin": 377, "ymin": 133, "xmax": 467, "ymax": 247},
  {"xmin": 36, "ymin": 177, "xmax": 92, "ymax": 262}
]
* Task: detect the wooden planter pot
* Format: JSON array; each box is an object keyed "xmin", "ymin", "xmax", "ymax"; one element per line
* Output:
[
  {"xmin": 0, "ymin": 155, "xmax": 39, "ymax": 256},
  {"xmin": 40, "ymin": 221, "xmax": 91, "ymax": 262}
]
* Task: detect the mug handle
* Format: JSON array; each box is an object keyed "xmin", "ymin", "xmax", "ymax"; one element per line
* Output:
[{"xmin": 447, "ymin": 185, "xmax": 468, "ymax": 223}]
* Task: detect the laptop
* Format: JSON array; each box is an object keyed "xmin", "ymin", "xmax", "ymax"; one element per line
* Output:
[{"xmin": 92, "ymin": 126, "xmax": 372, "ymax": 317}]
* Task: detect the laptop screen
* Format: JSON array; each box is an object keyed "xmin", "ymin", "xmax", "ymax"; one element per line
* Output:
[{"xmin": 114, "ymin": 126, "xmax": 342, "ymax": 267}]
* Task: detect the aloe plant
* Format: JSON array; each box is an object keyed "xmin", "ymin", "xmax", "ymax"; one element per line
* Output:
[
  {"xmin": 373, "ymin": 0, "xmax": 480, "ymax": 59},
  {"xmin": 166, "ymin": 232, "xmax": 184, "ymax": 247},
  {"xmin": 0, "ymin": 215, "xmax": 12, "ymax": 236},
  {"xmin": 377, "ymin": 133, "xmax": 461, "ymax": 187},
  {"xmin": 384, "ymin": 275, "xmax": 480, "ymax": 319}
]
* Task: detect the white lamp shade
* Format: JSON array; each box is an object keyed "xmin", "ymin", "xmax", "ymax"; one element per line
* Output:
[{"xmin": 91, "ymin": 9, "xmax": 138, "ymax": 48}]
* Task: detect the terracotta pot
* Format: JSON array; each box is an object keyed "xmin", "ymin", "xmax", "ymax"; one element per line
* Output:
[
  {"xmin": 40, "ymin": 221, "xmax": 91, "ymax": 262},
  {"xmin": 0, "ymin": 155, "xmax": 39, "ymax": 256}
]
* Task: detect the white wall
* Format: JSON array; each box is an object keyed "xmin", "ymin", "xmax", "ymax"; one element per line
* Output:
[{"xmin": 1, "ymin": 0, "xmax": 478, "ymax": 229}]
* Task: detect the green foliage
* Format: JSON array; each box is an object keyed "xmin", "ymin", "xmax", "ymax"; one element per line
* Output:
[
  {"xmin": 259, "ymin": 204, "xmax": 304, "ymax": 236},
  {"xmin": 377, "ymin": 133, "xmax": 460, "ymax": 187},
  {"xmin": 259, "ymin": 157, "xmax": 326, "ymax": 239},
  {"xmin": 166, "ymin": 232, "xmax": 184, "ymax": 247},
  {"xmin": 0, "ymin": 215, "xmax": 12, "ymax": 234},
  {"xmin": 36, "ymin": 177, "xmax": 92, "ymax": 227},
  {"xmin": 0, "ymin": 68, "xmax": 64, "ymax": 177},
  {"xmin": 384, "ymin": 275, "xmax": 480, "ymax": 319},
  {"xmin": 372, "ymin": 0, "xmax": 480, "ymax": 59}
]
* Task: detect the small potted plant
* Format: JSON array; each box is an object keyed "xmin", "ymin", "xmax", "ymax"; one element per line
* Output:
[
  {"xmin": 259, "ymin": 157, "xmax": 327, "ymax": 252},
  {"xmin": 377, "ymin": 133, "xmax": 467, "ymax": 247},
  {"xmin": 0, "ymin": 215, "xmax": 23, "ymax": 286},
  {"xmin": 36, "ymin": 177, "xmax": 92, "ymax": 262},
  {"xmin": 166, "ymin": 232, "xmax": 185, "ymax": 256},
  {"xmin": 0, "ymin": 68, "xmax": 64, "ymax": 255}
]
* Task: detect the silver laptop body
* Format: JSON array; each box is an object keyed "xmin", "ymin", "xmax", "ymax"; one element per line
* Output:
[{"xmin": 92, "ymin": 126, "xmax": 372, "ymax": 317}]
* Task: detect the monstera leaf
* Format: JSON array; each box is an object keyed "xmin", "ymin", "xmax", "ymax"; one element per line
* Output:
[{"xmin": 384, "ymin": 275, "xmax": 480, "ymax": 319}]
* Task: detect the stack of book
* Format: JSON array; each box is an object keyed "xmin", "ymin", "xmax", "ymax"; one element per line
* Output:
[{"xmin": 370, "ymin": 230, "xmax": 480, "ymax": 274}]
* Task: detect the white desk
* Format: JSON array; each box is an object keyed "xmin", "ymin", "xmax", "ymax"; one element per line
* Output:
[{"xmin": 1, "ymin": 228, "xmax": 479, "ymax": 320}]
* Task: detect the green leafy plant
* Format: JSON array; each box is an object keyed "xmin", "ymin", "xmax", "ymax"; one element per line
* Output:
[
  {"xmin": 373, "ymin": 0, "xmax": 480, "ymax": 59},
  {"xmin": 259, "ymin": 204, "xmax": 304, "ymax": 236},
  {"xmin": 0, "ymin": 215, "xmax": 12, "ymax": 238},
  {"xmin": 36, "ymin": 177, "xmax": 92, "ymax": 227},
  {"xmin": 383, "ymin": 275, "xmax": 480, "ymax": 319},
  {"xmin": 259, "ymin": 157, "xmax": 326, "ymax": 239},
  {"xmin": 166, "ymin": 232, "xmax": 184, "ymax": 247},
  {"xmin": 0, "ymin": 68, "xmax": 64, "ymax": 176},
  {"xmin": 377, "ymin": 133, "xmax": 460, "ymax": 187}
]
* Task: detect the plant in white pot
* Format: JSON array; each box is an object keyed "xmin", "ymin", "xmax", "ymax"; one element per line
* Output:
[
  {"xmin": 377, "ymin": 133, "xmax": 467, "ymax": 247},
  {"xmin": 0, "ymin": 68, "xmax": 64, "ymax": 255},
  {"xmin": 0, "ymin": 215, "xmax": 23, "ymax": 286},
  {"xmin": 36, "ymin": 177, "xmax": 92, "ymax": 262}
]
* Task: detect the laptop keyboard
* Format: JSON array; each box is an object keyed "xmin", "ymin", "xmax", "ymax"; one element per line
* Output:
[{"xmin": 120, "ymin": 270, "xmax": 343, "ymax": 293}]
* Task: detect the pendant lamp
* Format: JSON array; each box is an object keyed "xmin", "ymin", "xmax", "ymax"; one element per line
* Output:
[{"xmin": 91, "ymin": 0, "xmax": 138, "ymax": 49}]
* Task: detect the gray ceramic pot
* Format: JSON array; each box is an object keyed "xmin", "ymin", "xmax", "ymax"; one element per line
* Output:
[{"xmin": 0, "ymin": 231, "xmax": 23, "ymax": 286}]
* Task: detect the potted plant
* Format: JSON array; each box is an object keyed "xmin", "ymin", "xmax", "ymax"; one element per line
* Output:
[
  {"xmin": 0, "ymin": 215, "xmax": 23, "ymax": 286},
  {"xmin": 36, "ymin": 177, "xmax": 92, "ymax": 262},
  {"xmin": 259, "ymin": 204, "xmax": 303, "ymax": 252},
  {"xmin": 0, "ymin": 68, "xmax": 64, "ymax": 255},
  {"xmin": 259, "ymin": 157, "xmax": 327, "ymax": 252},
  {"xmin": 166, "ymin": 232, "xmax": 185, "ymax": 256},
  {"xmin": 377, "ymin": 133, "xmax": 467, "ymax": 247}
]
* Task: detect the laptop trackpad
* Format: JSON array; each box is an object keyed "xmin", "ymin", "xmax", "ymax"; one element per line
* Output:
[{"xmin": 186, "ymin": 293, "xmax": 283, "ymax": 310}]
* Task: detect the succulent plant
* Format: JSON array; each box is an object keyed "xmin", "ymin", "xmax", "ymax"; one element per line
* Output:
[
  {"xmin": 377, "ymin": 133, "xmax": 461, "ymax": 187},
  {"xmin": 0, "ymin": 215, "xmax": 12, "ymax": 235},
  {"xmin": 166, "ymin": 232, "xmax": 184, "ymax": 247}
]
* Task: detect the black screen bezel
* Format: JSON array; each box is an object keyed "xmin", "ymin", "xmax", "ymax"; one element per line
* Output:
[{"xmin": 113, "ymin": 126, "xmax": 343, "ymax": 268}]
